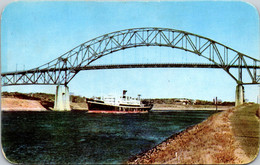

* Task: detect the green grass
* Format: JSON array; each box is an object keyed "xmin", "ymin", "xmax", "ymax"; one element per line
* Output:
[{"xmin": 230, "ymin": 104, "xmax": 260, "ymax": 160}]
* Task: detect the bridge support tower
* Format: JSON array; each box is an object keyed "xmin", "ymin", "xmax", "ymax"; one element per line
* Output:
[
  {"xmin": 235, "ymin": 84, "xmax": 244, "ymax": 106},
  {"xmin": 54, "ymin": 85, "xmax": 71, "ymax": 111}
]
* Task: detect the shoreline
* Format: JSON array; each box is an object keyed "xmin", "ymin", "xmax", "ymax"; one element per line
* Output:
[
  {"xmin": 152, "ymin": 104, "xmax": 233, "ymax": 111},
  {"xmin": 127, "ymin": 104, "xmax": 259, "ymax": 164},
  {"xmin": 1, "ymin": 97, "xmax": 233, "ymax": 112},
  {"xmin": 151, "ymin": 107, "xmax": 228, "ymax": 111}
]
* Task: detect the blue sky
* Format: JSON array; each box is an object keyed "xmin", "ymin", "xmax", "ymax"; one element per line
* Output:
[{"xmin": 1, "ymin": 1, "xmax": 259, "ymax": 102}]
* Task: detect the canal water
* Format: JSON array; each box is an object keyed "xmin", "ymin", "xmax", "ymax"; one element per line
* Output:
[{"xmin": 2, "ymin": 110, "xmax": 217, "ymax": 164}]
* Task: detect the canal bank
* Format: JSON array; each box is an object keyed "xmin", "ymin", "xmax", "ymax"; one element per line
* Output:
[
  {"xmin": 1, "ymin": 97, "xmax": 48, "ymax": 111},
  {"xmin": 1, "ymin": 97, "xmax": 87, "ymax": 111},
  {"xmin": 1, "ymin": 97, "xmax": 232, "ymax": 111},
  {"xmin": 127, "ymin": 103, "xmax": 259, "ymax": 164}
]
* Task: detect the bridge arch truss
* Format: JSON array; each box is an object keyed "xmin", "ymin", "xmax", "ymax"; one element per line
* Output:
[{"xmin": 2, "ymin": 27, "xmax": 260, "ymax": 86}]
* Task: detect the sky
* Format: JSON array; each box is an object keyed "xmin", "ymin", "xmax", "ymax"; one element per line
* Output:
[{"xmin": 1, "ymin": 1, "xmax": 259, "ymax": 102}]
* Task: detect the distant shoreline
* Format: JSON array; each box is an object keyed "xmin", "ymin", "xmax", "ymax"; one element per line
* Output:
[
  {"xmin": 1, "ymin": 97, "xmax": 233, "ymax": 112},
  {"xmin": 151, "ymin": 104, "xmax": 233, "ymax": 111}
]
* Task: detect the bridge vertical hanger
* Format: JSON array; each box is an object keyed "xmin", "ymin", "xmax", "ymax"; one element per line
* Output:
[
  {"xmin": 54, "ymin": 85, "xmax": 71, "ymax": 111},
  {"xmin": 238, "ymin": 54, "xmax": 243, "ymax": 84}
]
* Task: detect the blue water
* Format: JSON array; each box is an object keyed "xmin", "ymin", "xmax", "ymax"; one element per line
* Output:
[{"xmin": 1, "ymin": 110, "xmax": 217, "ymax": 164}]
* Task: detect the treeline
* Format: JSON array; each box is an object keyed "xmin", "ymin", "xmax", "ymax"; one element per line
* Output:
[
  {"xmin": 70, "ymin": 95, "xmax": 86, "ymax": 103},
  {"xmin": 1, "ymin": 92, "xmax": 55, "ymax": 102}
]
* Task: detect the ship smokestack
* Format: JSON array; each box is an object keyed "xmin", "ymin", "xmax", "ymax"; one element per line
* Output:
[
  {"xmin": 138, "ymin": 94, "xmax": 141, "ymax": 100},
  {"xmin": 123, "ymin": 90, "xmax": 127, "ymax": 98}
]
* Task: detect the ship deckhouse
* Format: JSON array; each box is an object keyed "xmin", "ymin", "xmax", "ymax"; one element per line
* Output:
[{"xmin": 102, "ymin": 90, "xmax": 141, "ymax": 106}]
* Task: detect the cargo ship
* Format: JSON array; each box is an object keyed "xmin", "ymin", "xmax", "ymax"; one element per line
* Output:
[{"xmin": 86, "ymin": 90, "xmax": 153, "ymax": 113}]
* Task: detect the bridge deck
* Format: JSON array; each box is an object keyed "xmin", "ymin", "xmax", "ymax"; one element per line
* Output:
[{"xmin": 1, "ymin": 63, "xmax": 259, "ymax": 76}]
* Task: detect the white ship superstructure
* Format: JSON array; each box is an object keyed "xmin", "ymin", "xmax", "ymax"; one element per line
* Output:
[
  {"xmin": 87, "ymin": 90, "xmax": 153, "ymax": 113},
  {"xmin": 102, "ymin": 93, "xmax": 141, "ymax": 106}
]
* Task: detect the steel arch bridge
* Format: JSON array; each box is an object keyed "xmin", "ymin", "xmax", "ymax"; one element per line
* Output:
[
  {"xmin": 1, "ymin": 27, "xmax": 259, "ymax": 86},
  {"xmin": 1, "ymin": 27, "xmax": 260, "ymax": 109}
]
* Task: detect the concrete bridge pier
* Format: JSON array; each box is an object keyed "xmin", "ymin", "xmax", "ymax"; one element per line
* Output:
[
  {"xmin": 235, "ymin": 84, "xmax": 244, "ymax": 106},
  {"xmin": 54, "ymin": 85, "xmax": 71, "ymax": 111}
]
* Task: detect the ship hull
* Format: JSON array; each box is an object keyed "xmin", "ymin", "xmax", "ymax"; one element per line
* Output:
[{"xmin": 87, "ymin": 101, "xmax": 153, "ymax": 113}]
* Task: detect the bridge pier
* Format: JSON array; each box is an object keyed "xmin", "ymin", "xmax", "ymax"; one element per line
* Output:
[
  {"xmin": 54, "ymin": 85, "xmax": 71, "ymax": 111},
  {"xmin": 235, "ymin": 84, "xmax": 244, "ymax": 106}
]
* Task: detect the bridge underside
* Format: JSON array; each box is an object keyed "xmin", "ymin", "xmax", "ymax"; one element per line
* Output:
[{"xmin": 2, "ymin": 63, "xmax": 259, "ymax": 86}]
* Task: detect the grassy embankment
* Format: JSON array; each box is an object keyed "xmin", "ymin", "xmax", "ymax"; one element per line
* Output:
[
  {"xmin": 128, "ymin": 103, "xmax": 259, "ymax": 164},
  {"xmin": 230, "ymin": 104, "xmax": 260, "ymax": 161}
]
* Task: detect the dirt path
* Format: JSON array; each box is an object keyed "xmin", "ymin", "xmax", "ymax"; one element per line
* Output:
[{"xmin": 127, "ymin": 104, "xmax": 259, "ymax": 164}]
